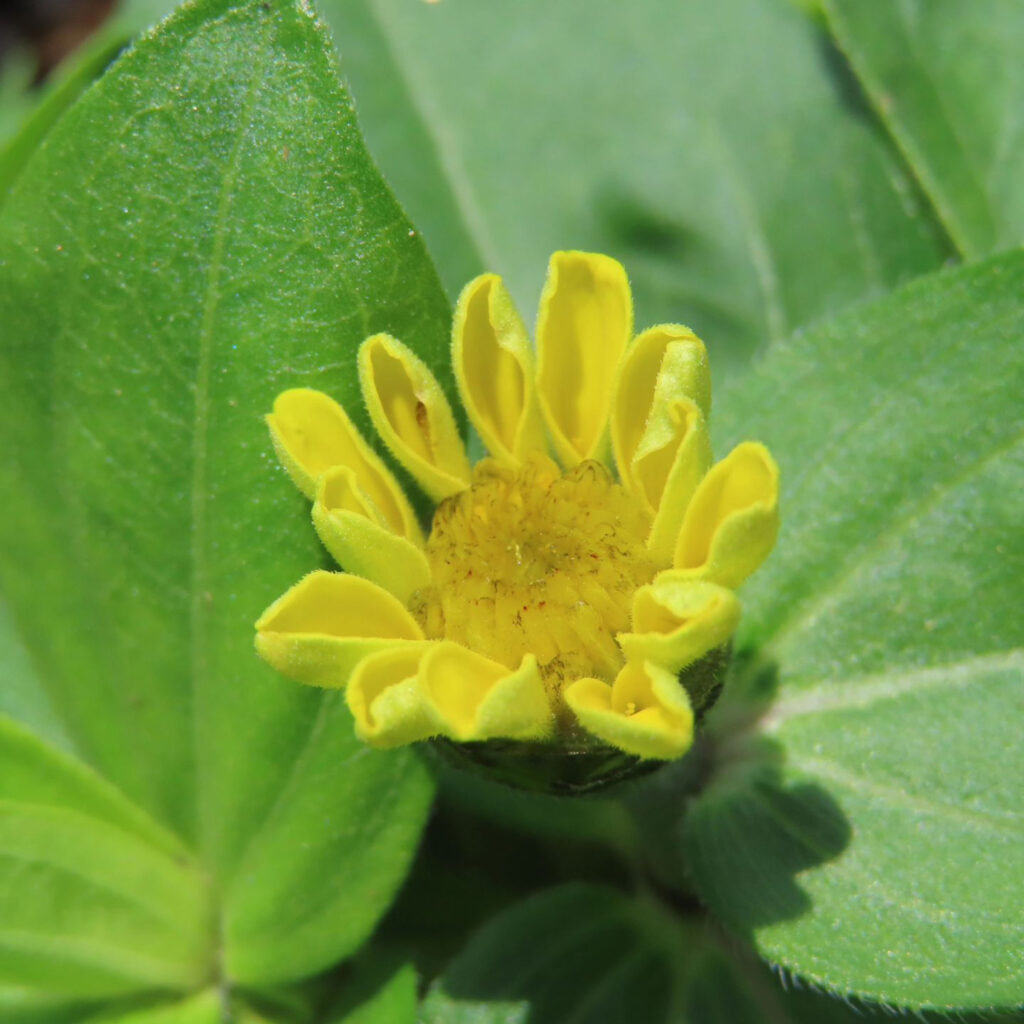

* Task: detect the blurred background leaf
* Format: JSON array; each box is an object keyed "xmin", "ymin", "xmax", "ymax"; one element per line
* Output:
[
  {"xmin": 0, "ymin": 601, "xmax": 72, "ymax": 752},
  {"xmin": 420, "ymin": 884, "xmax": 927, "ymax": 1024},
  {"xmin": 0, "ymin": 802, "xmax": 211, "ymax": 996},
  {"xmin": 823, "ymin": 0, "xmax": 1024, "ymax": 260},
  {"xmin": 82, "ymin": 991, "xmax": 222, "ymax": 1023},
  {"xmin": 0, "ymin": 28, "xmax": 126, "ymax": 198},
  {"xmin": 325, "ymin": 0, "xmax": 950, "ymax": 378}
]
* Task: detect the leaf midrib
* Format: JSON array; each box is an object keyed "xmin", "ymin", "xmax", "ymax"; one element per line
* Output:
[
  {"xmin": 763, "ymin": 648, "xmax": 1022, "ymax": 726},
  {"xmin": 787, "ymin": 756, "xmax": 1024, "ymax": 836},
  {"xmin": 821, "ymin": 0, "xmax": 994, "ymax": 259},
  {"xmin": 189, "ymin": 2, "xmax": 274, "ymax": 859}
]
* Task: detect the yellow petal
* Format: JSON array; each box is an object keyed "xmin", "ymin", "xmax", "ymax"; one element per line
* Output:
[
  {"xmin": 347, "ymin": 646, "xmax": 440, "ymax": 748},
  {"xmin": 266, "ymin": 389, "xmax": 420, "ymax": 540},
  {"xmin": 359, "ymin": 333, "xmax": 471, "ymax": 502},
  {"xmin": 418, "ymin": 643, "xmax": 553, "ymax": 742},
  {"xmin": 452, "ymin": 273, "xmax": 545, "ymax": 465},
  {"xmin": 255, "ymin": 570, "xmax": 424, "ymax": 689},
  {"xmin": 564, "ymin": 661, "xmax": 694, "ymax": 760},
  {"xmin": 636, "ymin": 398, "xmax": 712, "ymax": 564},
  {"xmin": 313, "ymin": 468, "xmax": 432, "ymax": 603},
  {"xmin": 611, "ymin": 325, "xmax": 709, "ymax": 493},
  {"xmin": 618, "ymin": 574, "xmax": 740, "ymax": 671},
  {"xmin": 536, "ymin": 251, "xmax": 632, "ymax": 466},
  {"xmin": 673, "ymin": 442, "xmax": 780, "ymax": 587}
]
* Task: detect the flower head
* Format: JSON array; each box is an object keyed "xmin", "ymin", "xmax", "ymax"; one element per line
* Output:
[{"xmin": 256, "ymin": 252, "xmax": 778, "ymax": 771}]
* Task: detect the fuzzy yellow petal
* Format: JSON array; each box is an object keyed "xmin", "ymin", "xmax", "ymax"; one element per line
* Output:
[
  {"xmin": 347, "ymin": 646, "xmax": 440, "ymax": 748},
  {"xmin": 312, "ymin": 468, "xmax": 432, "ymax": 603},
  {"xmin": 673, "ymin": 442, "xmax": 780, "ymax": 587},
  {"xmin": 359, "ymin": 333, "xmax": 471, "ymax": 502},
  {"xmin": 418, "ymin": 643, "xmax": 552, "ymax": 742},
  {"xmin": 611, "ymin": 325, "xmax": 710, "ymax": 493},
  {"xmin": 452, "ymin": 273, "xmax": 545, "ymax": 465},
  {"xmin": 255, "ymin": 570, "xmax": 425, "ymax": 689},
  {"xmin": 266, "ymin": 389, "xmax": 420, "ymax": 541},
  {"xmin": 536, "ymin": 251, "xmax": 632, "ymax": 466},
  {"xmin": 564, "ymin": 661, "xmax": 694, "ymax": 760},
  {"xmin": 618, "ymin": 574, "xmax": 740, "ymax": 671},
  {"xmin": 636, "ymin": 398, "xmax": 713, "ymax": 563}
]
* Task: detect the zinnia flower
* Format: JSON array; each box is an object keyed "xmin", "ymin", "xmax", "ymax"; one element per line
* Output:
[{"xmin": 255, "ymin": 252, "xmax": 778, "ymax": 767}]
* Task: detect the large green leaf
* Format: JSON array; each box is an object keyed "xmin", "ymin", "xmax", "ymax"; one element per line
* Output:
[
  {"xmin": 0, "ymin": 0, "xmax": 443, "ymax": 852},
  {"xmin": 0, "ymin": 0, "xmax": 442, "ymax": 985},
  {"xmin": 823, "ymin": 0, "xmax": 1024, "ymax": 260},
  {"xmin": 83, "ymin": 991, "xmax": 220, "ymax": 1023},
  {"xmin": 421, "ymin": 884, "xmax": 913, "ymax": 1024},
  {"xmin": 324, "ymin": 961, "xmax": 416, "ymax": 1024},
  {"xmin": 0, "ymin": 603, "xmax": 71, "ymax": 754},
  {"xmin": 223, "ymin": 692, "xmax": 432, "ymax": 985},
  {"xmin": 0, "ymin": 715, "xmax": 188, "ymax": 859},
  {"xmin": 0, "ymin": 987, "xmax": 90, "ymax": 1024},
  {"xmin": 326, "ymin": 0, "xmax": 947, "ymax": 372},
  {"xmin": 683, "ymin": 252, "xmax": 1024, "ymax": 1008},
  {"xmin": 0, "ymin": 803, "xmax": 211, "ymax": 997}
]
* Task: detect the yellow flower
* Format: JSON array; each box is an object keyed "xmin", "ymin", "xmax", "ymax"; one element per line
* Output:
[{"xmin": 256, "ymin": 252, "xmax": 779, "ymax": 763}]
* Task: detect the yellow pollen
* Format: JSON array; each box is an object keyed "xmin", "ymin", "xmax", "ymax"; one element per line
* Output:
[{"xmin": 409, "ymin": 454, "xmax": 658, "ymax": 696}]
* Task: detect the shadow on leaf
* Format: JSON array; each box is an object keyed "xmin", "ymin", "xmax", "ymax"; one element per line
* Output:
[{"xmin": 676, "ymin": 651, "xmax": 852, "ymax": 931}]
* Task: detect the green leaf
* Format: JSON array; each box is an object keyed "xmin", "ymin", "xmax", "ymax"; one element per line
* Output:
[
  {"xmin": 223, "ymin": 692, "xmax": 432, "ymax": 985},
  {"xmin": 324, "ymin": 0, "xmax": 947, "ymax": 373},
  {"xmin": 420, "ymin": 884, "xmax": 908, "ymax": 1024},
  {"xmin": 0, "ymin": 0, "xmax": 441, "ymax": 955},
  {"xmin": 822, "ymin": 0, "xmax": 1024, "ymax": 260},
  {"xmin": 0, "ymin": 715, "xmax": 189, "ymax": 859},
  {"xmin": 0, "ymin": 52, "xmax": 36, "ymax": 149},
  {"xmin": 83, "ymin": 990, "xmax": 220, "ymax": 1023},
  {"xmin": 324, "ymin": 960, "xmax": 417, "ymax": 1024},
  {"xmin": 0, "ymin": 987, "xmax": 90, "ymax": 1024},
  {"xmin": 0, "ymin": 602, "xmax": 72, "ymax": 754},
  {"xmin": 684, "ymin": 251, "xmax": 1024, "ymax": 1008},
  {"xmin": 0, "ymin": 29, "xmax": 129, "ymax": 201},
  {"xmin": 0, "ymin": 803, "xmax": 211, "ymax": 997}
]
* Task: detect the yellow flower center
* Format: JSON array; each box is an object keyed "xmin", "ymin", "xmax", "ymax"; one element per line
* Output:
[{"xmin": 409, "ymin": 454, "xmax": 659, "ymax": 695}]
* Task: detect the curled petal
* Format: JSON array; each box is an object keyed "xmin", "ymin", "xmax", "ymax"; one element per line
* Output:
[
  {"xmin": 536, "ymin": 251, "xmax": 632, "ymax": 466},
  {"xmin": 313, "ymin": 468, "xmax": 432, "ymax": 603},
  {"xmin": 255, "ymin": 570, "xmax": 424, "ymax": 689},
  {"xmin": 266, "ymin": 388, "xmax": 419, "ymax": 540},
  {"xmin": 359, "ymin": 333, "xmax": 472, "ymax": 501},
  {"xmin": 618, "ymin": 575, "xmax": 740, "ymax": 671},
  {"xmin": 673, "ymin": 442, "xmax": 780, "ymax": 588},
  {"xmin": 636, "ymin": 398, "xmax": 712, "ymax": 563},
  {"xmin": 419, "ymin": 643, "xmax": 552, "ymax": 742},
  {"xmin": 611, "ymin": 324, "xmax": 710, "ymax": 493},
  {"xmin": 348, "ymin": 646, "xmax": 441, "ymax": 748},
  {"xmin": 564, "ymin": 661, "xmax": 694, "ymax": 760},
  {"xmin": 453, "ymin": 273, "xmax": 545, "ymax": 465}
]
